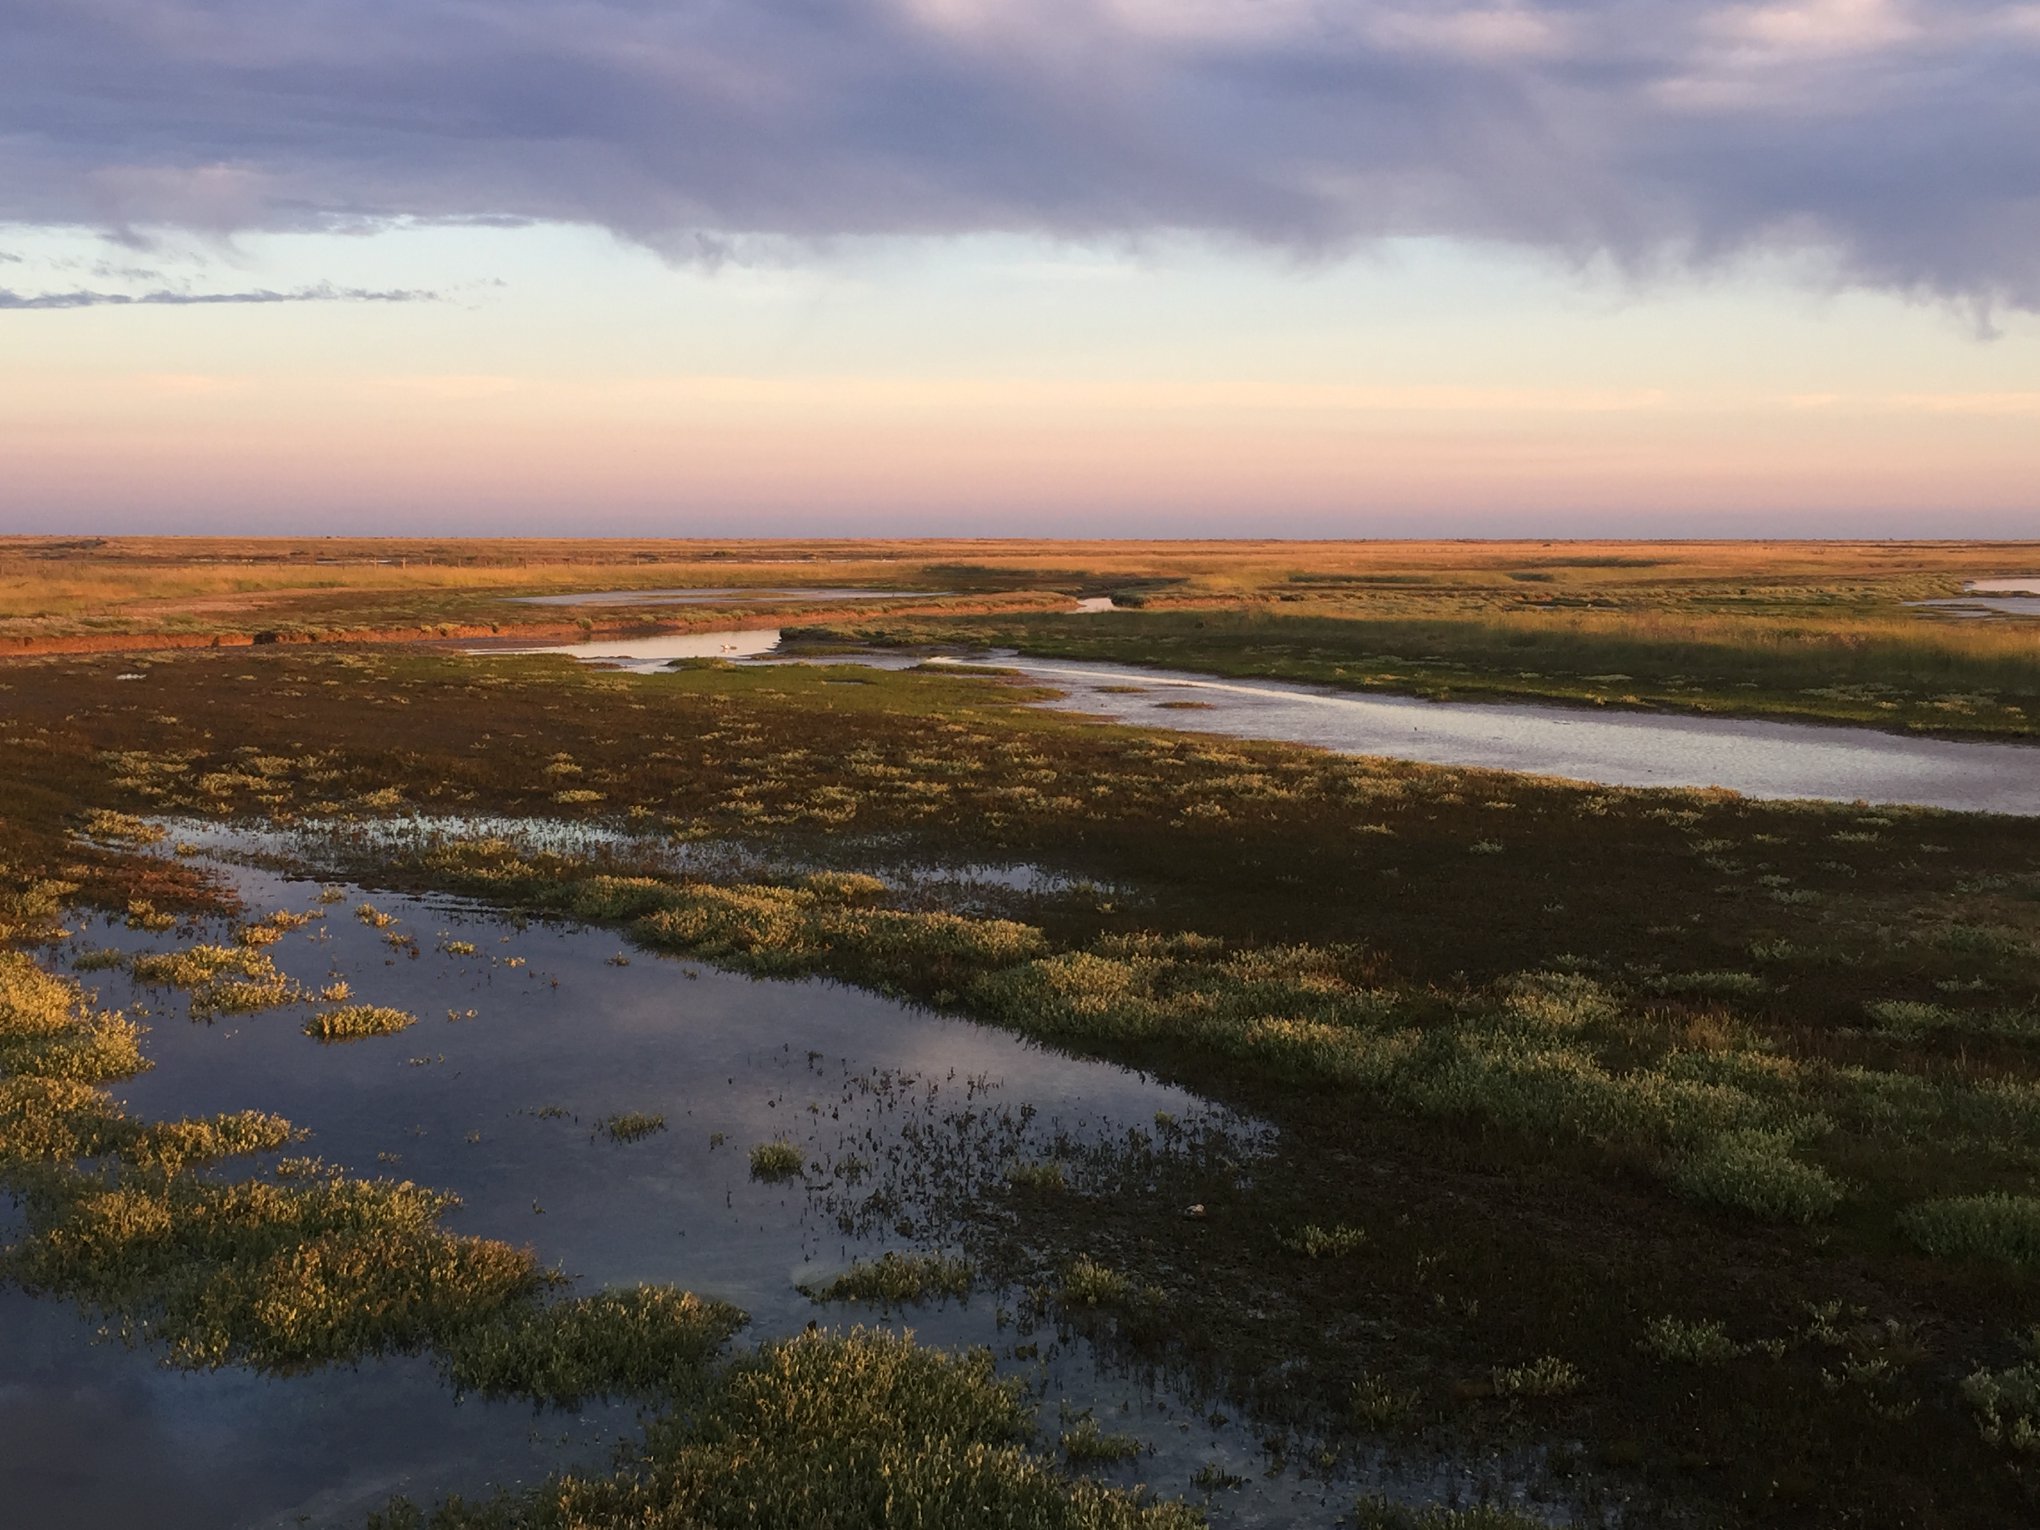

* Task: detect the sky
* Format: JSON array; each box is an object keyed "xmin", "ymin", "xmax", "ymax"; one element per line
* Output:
[{"xmin": 2, "ymin": 0, "xmax": 2037, "ymax": 537}]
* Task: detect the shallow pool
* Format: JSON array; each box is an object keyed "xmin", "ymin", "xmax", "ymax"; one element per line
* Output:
[{"xmin": 10, "ymin": 848, "xmax": 1404, "ymax": 1528}]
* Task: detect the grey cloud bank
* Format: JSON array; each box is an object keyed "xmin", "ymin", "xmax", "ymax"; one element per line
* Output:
[
  {"xmin": 0, "ymin": 284, "xmax": 436, "ymax": 310},
  {"xmin": 2, "ymin": 0, "xmax": 2036, "ymax": 306}
]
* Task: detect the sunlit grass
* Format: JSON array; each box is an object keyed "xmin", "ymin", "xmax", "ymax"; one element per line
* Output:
[
  {"xmin": 304, "ymin": 1004, "xmax": 418, "ymax": 1042},
  {"xmin": 801, "ymin": 1250, "xmax": 973, "ymax": 1306}
]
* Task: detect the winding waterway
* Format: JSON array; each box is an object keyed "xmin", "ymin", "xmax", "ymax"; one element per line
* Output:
[{"xmin": 480, "ymin": 632, "xmax": 2040, "ymax": 816}]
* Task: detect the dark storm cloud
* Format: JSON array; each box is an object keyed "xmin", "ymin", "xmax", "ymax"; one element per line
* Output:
[
  {"xmin": 1, "ymin": 1, "xmax": 2035, "ymax": 306},
  {"xmin": 0, "ymin": 284, "xmax": 436, "ymax": 310}
]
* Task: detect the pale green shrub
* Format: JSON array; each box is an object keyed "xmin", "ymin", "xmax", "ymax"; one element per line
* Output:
[
  {"xmin": 1899, "ymin": 1194, "xmax": 2040, "ymax": 1266},
  {"xmin": 1962, "ymin": 1359, "xmax": 2040, "ymax": 1455},
  {"xmin": 1672, "ymin": 1130, "xmax": 1842, "ymax": 1223},
  {"xmin": 1060, "ymin": 1257, "xmax": 1132, "ymax": 1307},
  {"xmin": 749, "ymin": 1139, "xmax": 805, "ymax": 1181},
  {"xmin": 1282, "ymin": 1223, "xmax": 1368, "ymax": 1259},
  {"xmin": 1638, "ymin": 1315, "xmax": 1745, "ymax": 1365},
  {"xmin": 1490, "ymin": 1355, "xmax": 1583, "ymax": 1398}
]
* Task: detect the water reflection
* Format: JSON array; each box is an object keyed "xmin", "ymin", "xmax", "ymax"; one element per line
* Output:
[
  {"xmin": 9, "ymin": 852, "xmax": 1371, "ymax": 1527},
  {"xmin": 0, "ymin": 1289, "xmax": 627, "ymax": 1530},
  {"xmin": 489, "ymin": 628, "xmax": 783, "ymax": 669}
]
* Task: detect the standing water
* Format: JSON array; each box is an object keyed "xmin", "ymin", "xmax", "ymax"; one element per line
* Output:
[{"xmin": 10, "ymin": 841, "xmax": 1454, "ymax": 1528}]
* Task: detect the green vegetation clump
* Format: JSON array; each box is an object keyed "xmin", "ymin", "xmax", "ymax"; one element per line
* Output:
[
  {"xmin": 1060, "ymin": 1257, "xmax": 1133, "ymax": 1308},
  {"xmin": 1963, "ymin": 1334, "xmax": 2040, "ymax": 1456},
  {"xmin": 0, "ymin": 951, "xmax": 147, "ymax": 1082},
  {"xmin": 599, "ymin": 1112, "xmax": 667, "ymax": 1144},
  {"xmin": 1008, "ymin": 1159, "xmax": 1069, "ymax": 1192},
  {"xmin": 1670, "ymin": 1130, "xmax": 1843, "ymax": 1224},
  {"xmin": 0, "ymin": 1078, "xmax": 292, "ymax": 1174},
  {"xmin": 1490, "ymin": 1356, "xmax": 1584, "ymax": 1400},
  {"xmin": 373, "ymin": 1327, "xmax": 1200, "ymax": 1530},
  {"xmin": 1865, "ymin": 998, "xmax": 2040, "ymax": 1041},
  {"xmin": 8, "ymin": 1166, "xmax": 545, "ymax": 1371},
  {"xmin": 1060, "ymin": 1415, "xmax": 1144, "ymax": 1465},
  {"xmin": 129, "ymin": 943, "xmax": 304, "ymax": 1019},
  {"xmin": 1637, "ymin": 1316, "xmax": 1745, "ymax": 1365},
  {"xmin": 1647, "ymin": 970, "xmax": 1765, "ymax": 999},
  {"xmin": 304, "ymin": 1004, "xmax": 418, "ymax": 1042},
  {"xmin": 635, "ymin": 883, "xmax": 1048, "ymax": 989},
  {"xmin": 1899, "ymin": 1194, "xmax": 2040, "ymax": 1267},
  {"xmin": 802, "ymin": 1250, "xmax": 973, "ymax": 1306},
  {"xmin": 81, "ymin": 810, "xmax": 168, "ymax": 846},
  {"xmin": 1354, "ymin": 1501, "xmax": 1558, "ymax": 1530},
  {"xmin": 443, "ymin": 1286, "xmax": 745, "ymax": 1406},
  {"xmin": 1349, "ymin": 1374, "xmax": 1421, "ymax": 1431},
  {"xmin": 748, "ymin": 1139, "xmax": 805, "ymax": 1181},
  {"xmin": 1282, "ymin": 1222, "xmax": 1367, "ymax": 1259}
]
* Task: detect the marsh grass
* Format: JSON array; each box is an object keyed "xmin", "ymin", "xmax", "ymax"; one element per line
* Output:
[
  {"xmin": 1354, "ymin": 1501, "xmax": 1561, "ymax": 1530},
  {"xmin": 128, "ymin": 943, "xmax": 305, "ymax": 1020},
  {"xmin": 598, "ymin": 1111, "xmax": 667, "ymax": 1144},
  {"xmin": 1898, "ymin": 1194, "xmax": 2040, "ymax": 1266},
  {"xmin": 373, "ymin": 1327, "xmax": 1201, "ymax": 1529},
  {"xmin": 1489, "ymin": 1355, "xmax": 1585, "ymax": 1400},
  {"xmin": 1060, "ymin": 1257, "xmax": 1134, "ymax": 1308},
  {"xmin": 748, "ymin": 1139, "xmax": 805, "ymax": 1181},
  {"xmin": 1349, "ymin": 1374, "xmax": 1422, "ymax": 1431},
  {"xmin": 1060, "ymin": 1414, "xmax": 1145, "ymax": 1465},
  {"xmin": 442, "ymin": 1286, "xmax": 744, "ymax": 1406},
  {"xmin": 367, "ymin": 835, "xmax": 2037, "ymax": 1258},
  {"xmin": 1670, "ymin": 1130, "xmax": 1844, "ymax": 1224},
  {"xmin": 1637, "ymin": 1316, "xmax": 1746, "ymax": 1365},
  {"xmin": 1008, "ymin": 1159, "xmax": 1070, "ymax": 1193},
  {"xmin": 6, "ymin": 1159, "xmax": 546, "ymax": 1370},
  {"xmin": 801, "ymin": 1250, "xmax": 973, "ymax": 1305},
  {"xmin": 1963, "ymin": 1334, "xmax": 2040, "ymax": 1456},
  {"xmin": 304, "ymin": 1004, "xmax": 418, "ymax": 1042},
  {"xmin": 1282, "ymin": 1222, "xmax": 1368, "ymax": 1259},
  {"xmin": 0, "ymin": 951, "xmax": 147, "ymax": 1082}
]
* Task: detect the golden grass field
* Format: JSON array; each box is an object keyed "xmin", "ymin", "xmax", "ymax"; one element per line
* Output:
[{"xmin": 4, "ymin": 534, "xmax": 2036, "ymax": 624}]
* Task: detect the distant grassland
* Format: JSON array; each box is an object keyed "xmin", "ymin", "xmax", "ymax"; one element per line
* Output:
[{"xmin": 3, "ymin": 531, "xmax": 2034, "ymax": 632}]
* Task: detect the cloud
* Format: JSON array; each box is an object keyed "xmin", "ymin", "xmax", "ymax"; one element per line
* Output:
[
  {"xmin": 0, "ymin": 284, "xmax": 436, "ymax": 311},
  {"xmin": 1, "ymin": 1, "xmax": 2035, "ymax": 307}
]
